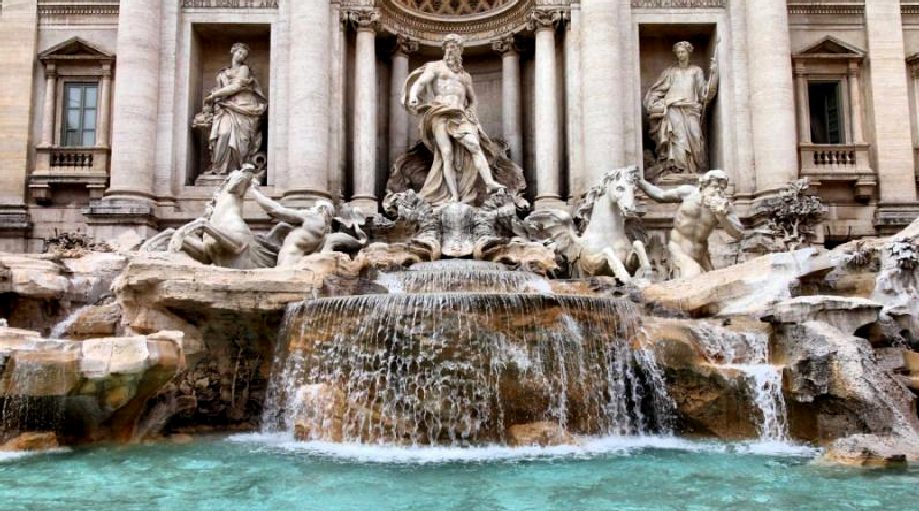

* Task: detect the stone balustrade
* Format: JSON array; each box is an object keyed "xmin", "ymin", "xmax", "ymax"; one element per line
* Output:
[
  {"xmin": 29, "ymin": 146, "xmax": 110, "ymax": 204},
  {"xmin": 799, "ymin": 142, "xmax": 876, "ymax": 202}
]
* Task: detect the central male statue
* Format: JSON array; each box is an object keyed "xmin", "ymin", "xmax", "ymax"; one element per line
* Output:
[
  {"xmin": 638, "ymin": 170, "xmax": 744, "ymax": 279},
  {"xmin": 403, "ymin": 34, "xmax": 509, "ymax": 205}
]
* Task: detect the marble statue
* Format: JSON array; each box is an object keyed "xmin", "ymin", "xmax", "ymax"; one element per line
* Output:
[
  {"xmin": 638, "ymin": 169, "xmax": 743, "ymax": 279},
  {"xmin": 249, "ymin": 183, "xmax": 367, "ymax": 268},
  {"xmin": 525, "ymin": 166, "xmax": 652, "ymax": 284},
  {"xmin": 168, "ymin": 164, "xmax": 277, "ymax": 269},
  {"xmin": 196, "ymin": 42, "xmax": 268, "ymax": 176},
  {"xmin": 644, "ymin": 41, "xmax": 718, "ymax": 177},
  {"xmin": 401, "ymin": 34, "xmax": 524, "ymax": 206}
]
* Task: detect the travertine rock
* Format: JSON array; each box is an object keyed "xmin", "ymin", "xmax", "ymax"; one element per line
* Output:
[
  {"xmin": 762, "ymin": 296, "xmax": 883, "ymax": 336},
  {"xmin": 641, "ymin": 248, "xmax": 832, "ymax": 316},
  {"xmin": 0, "ymin": 432, "xmax": 59, "ymax": 452},
  {"xmin": 506, "ymin": 422, "xmax": 577, "ymax": 447},
  {"xmin": 820, "ymin": 434, "xmax": 917, "ymax": 468}
]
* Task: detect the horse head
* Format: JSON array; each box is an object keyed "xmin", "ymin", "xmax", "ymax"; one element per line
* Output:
[{"xmin": 603, "ymin": 165, "xmax": 640, "ymax": 218}]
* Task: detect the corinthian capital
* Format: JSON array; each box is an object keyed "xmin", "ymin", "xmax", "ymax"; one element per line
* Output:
[
  {"xmin": 526, "ymin": 9, "xmax": 564, "ymax": 31},
  {"xmin": 394, "ymin": 35, "xmax": 419, "ymax": 56},
  {"xmin": 492, "ymin": 35, "xmax": 519, "ymax": 55},
  {"xmin": 344, "ymin": 9, "xmax": 380, "ymax": 32}
]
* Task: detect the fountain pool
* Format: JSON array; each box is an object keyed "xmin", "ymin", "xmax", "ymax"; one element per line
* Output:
[{"xmin": 0, "ymin": 434, "xmax": 915, "ymax": 511}]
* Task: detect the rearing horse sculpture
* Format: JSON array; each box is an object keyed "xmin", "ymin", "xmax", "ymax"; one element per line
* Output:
[
  {"xmin": 168, "ymin": 164, "xmax": 276, "ymax": 269},
  {"xmin": 525, "ymin": 166, "xmax": 652, "ymax": 284}
]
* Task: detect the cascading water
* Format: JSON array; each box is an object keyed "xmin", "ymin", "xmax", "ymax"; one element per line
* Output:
[
  {"xmin": 263, "ymin": 260, "xmax": 673, "ymax": 446},
  {"xmin": 690, "ymin": 323, "xmax": 788, "ymax": 441},
  {"xmin": 0, "ymin": 340, "xmax": 73, "ymax": 441}
]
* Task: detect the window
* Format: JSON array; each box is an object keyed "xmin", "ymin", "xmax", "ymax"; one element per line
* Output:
[
  {"xmin": 808, "ymin": 81, "xmax": 844, "ymax": 144},
  {"xmin": 62, "ymin": 82, "xmax": 98, "ymax": 147}
]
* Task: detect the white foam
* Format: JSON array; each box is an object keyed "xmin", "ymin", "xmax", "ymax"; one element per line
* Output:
[
  {"xmin": 227, "ymin": 433, "xmax": 818, "ymax": 464},
  {"xmin": 0, "ymin": 447, "xmax": 70, "ymax": 463}
]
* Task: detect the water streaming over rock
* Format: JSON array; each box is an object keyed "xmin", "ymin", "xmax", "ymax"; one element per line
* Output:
[
  {"xmin": 0, "ymin": 340, "xmax": 74, "ymax": 441},
  {"xmin": 263, "ymin": 261, "xmax": 674, "ymax": 446},
  {"xmin": 689, "ymin": 323, "xmax": 788, "ymax": 441}
]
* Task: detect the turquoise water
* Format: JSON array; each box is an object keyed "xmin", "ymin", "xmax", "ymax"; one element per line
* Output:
[{"xmin": 1, "ymin": 434, "xmax": 918, "ymax": 511}]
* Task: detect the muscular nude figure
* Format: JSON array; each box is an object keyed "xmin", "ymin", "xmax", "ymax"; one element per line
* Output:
[
  {"xmin": 638, "ymin": 170, "xmax": 744, "ymax": 279},
  {"xmin": 403, "ymin": 33, "xmax": 505, "ymax": 205},
  {"xmin": 249, "ymin": 183, "xmax": 334, "ymax": 268}
]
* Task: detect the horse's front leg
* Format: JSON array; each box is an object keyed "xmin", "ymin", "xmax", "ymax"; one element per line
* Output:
[
  {"xmin": 197, "ymin": 221, "xmax": 248, "ymax": 255},
  {"xmin": 630, "ymin": 240, "xmax": 653, "ymax": 280},
  {"xmin": 168, "ymin": 218, "xmax": 206, "ymax": 254},
  {"xmin": 602, "ymin": 247, "xmax": 632, "ymax": 285}
]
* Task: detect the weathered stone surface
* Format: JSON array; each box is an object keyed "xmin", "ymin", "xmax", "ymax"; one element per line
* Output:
[
  {"xmin": 0, "ymin": 432, "xmax": 59, "ymax": 452},
  {"xmin": 0, "ymin": 327, "xmax": 185, "ymax": 444},
  {"xmin": 774, "ymin": 321, "xmax": 919, "ymax": 442},
  {"xmin": 762, "ymin": 296, "xmax": 883, "ymax": 336},
  {"xmin": 641, "ymin": 249, "xmax": 832, "ymax": 317},
  {"xmin": 820, "ymin": 434, "xmax": 918, "ymax": 468},
  {"xmin": 641, "ymin": 318, "xmax": 761, "ymax": 440},
  {"xmin": 0, "ymin": 254, "xmax": 68, "ymax": 299},
  {"xmin": 507, "ymin": 422, "xmax": 577, "ymax": 447},
  {"xmin": 56, "ymin": 302, "xmax": 122, "ymax": 340}
]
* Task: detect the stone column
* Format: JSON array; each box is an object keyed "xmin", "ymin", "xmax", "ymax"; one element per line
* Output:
[
  {"xmin": 96, "ymin": 64, "xmax": 113, "ymax": 148},
  {"xmin": 389, "ymin": 36, "xmax": 417, "ymax": 166},
  {"xmin": 529, "ymin": 10, "xmax": 564, "ymax": 209},
  {"xmin": 847, "ymin": 61, "xmax": 865, "ymax": 144},
  {"xmin": 39, "ymin": 63, "xmax": 57, "ymax": 147},
  {"xmin": 0, "ymin": 0, "xmax": 38, "ymax": 250},
  {"xmin": 286, "ymin": 0, "xmax": 331, "ymax": 205},
  {"xmin": 349, "ymin": 11, "xmax": 380, "ymax": 213},
  {"xmin": 793, "ymin": 63, "xmax": 810, "ymax": 144},
  {"xmin": 493, "ymin": 36, "xmax": 523, "ymax": 167},
  {"xmin": 866, "ymin": 0, "xmax": 918, "ymax": 206},
  {"xmin": 580, "ymin": 0, "xmax": 623, "ymax": 185},
  {"xmin": 745, "ymin": 0, "xmax": 798, "ymax": 194},
  {"xmin": 564, "ymin": 10, "xmax": 586, "ymax": 201},
  {"xmin": 105, "ymin": 0, "xmax": 162, "ymax": 203}
]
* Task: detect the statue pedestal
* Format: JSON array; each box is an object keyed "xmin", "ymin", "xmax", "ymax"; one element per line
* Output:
[
  {"xmin": 656, "ymin": 173, "xmax": 700, "ymax": 187},
  {"xmin": 194, "ymin": 173, "xmax": 226, "ymax": 188}
]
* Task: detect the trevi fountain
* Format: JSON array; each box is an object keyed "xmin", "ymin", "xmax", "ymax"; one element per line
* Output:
[{"xmin": 4, "ymin": 1, "xmax": 919, "ymax": 509}]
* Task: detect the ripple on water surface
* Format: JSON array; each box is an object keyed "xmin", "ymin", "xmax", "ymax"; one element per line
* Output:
[{"xmin": 0, "ymin": 436, "xmax": 916, "ymax": 511}]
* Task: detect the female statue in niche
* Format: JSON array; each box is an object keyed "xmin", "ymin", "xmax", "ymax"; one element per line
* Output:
[
  {"xmin": 201, "ymin": 42, "xmax": 268, "ymax": 175},
  {"xmin": 644, "ymin": 41, "xmax": 718, "ymax": 178}
]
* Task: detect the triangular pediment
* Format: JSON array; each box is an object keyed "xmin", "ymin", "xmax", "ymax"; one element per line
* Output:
[
  {"xmin": 794, "ymin": 36, "xmax": 865, "ymax": 59},
  {"xmin": 39, "ymin": 37, "xmax": 114, "ymax": 62}
]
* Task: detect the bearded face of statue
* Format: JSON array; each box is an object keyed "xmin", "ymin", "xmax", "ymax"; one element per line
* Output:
[
  {"xmin": 444, "ymin": 43, "xmax": 463, "ymax": 73},
  {"xmin": 701, "ymin": 177, "xmax": 729, "ymax": 213}
]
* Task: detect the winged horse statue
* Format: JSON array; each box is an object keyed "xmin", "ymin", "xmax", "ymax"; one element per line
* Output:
[{"xmin": 525, "ymin": 166, "xmax": 653, "ymax": 284}]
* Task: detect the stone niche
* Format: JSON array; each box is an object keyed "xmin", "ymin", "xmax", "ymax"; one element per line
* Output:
[
  {"xmin": 639, "ymin": 24, "xmax": 720, "ymax": 182},
  {"xmin": 187, "ymin": 24, "xmax": 271, "ymax": 186}
]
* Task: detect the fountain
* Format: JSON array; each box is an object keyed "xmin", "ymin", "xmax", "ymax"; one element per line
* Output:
[{"xmin": 263, "ymin": 259, "xmax": 673, "ymax": 446}]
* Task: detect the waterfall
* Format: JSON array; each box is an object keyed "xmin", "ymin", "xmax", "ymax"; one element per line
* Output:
[
  {"xmin": 263, "ymin": 261, "xmax": 674, "ymax": 446},
  {"xmin": 690, "ymin": 323, "xmax": 789, "ymax": 442},
  {"xmin": 0, "ymin": 341, "xmax": 73, "ymax": 441},
  {"xmin": 49, "ymin": 306, "xmax": 92, "ymax": 340}
]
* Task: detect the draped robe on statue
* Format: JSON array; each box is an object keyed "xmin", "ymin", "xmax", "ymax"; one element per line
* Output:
[
  {"xmin": 209, "ymin": 67, "xmax": 268, "ymax": 175},
  {"xmin": 644, "ymin": 65, "xmax": 711, "ymax": 175},
  {"xmin": 400, "ymin": 63, "xmax": 524, "ymax": 206}
]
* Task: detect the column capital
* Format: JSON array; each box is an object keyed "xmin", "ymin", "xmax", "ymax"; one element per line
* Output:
[
  {"xmin": 101, "ymin": 63, "xmax": 113, "ymax": 77},
  {"xmin": 344, "ymin": 9, "xmax": 380, "ymax": 32},
  {"xmin": 393, "ymin": 35, "xmax": 419, "ymax": 57},
  {"xmin": 526, "ymin": 8, "xmax": 564, "ymax": 31},
  {"xmin": 492, "ymin": 35, "xmax": 519, "ymax": 55},
  {"xmin": 44, "ymin": 63, "xmax": 57, "ymax": 79}
]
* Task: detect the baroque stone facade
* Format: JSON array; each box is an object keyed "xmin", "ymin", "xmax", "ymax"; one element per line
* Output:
[{"xmin": 1, "ymin": 0, "xmax": 919, "ymax": 254}]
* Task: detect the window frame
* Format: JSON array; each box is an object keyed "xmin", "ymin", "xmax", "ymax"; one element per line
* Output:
[
  {"xmin": 807, "ymin": 79, "xmax": 847, "ymax": 145},
  {"xmin": 60, "ymin": 81, "xmax": 99, "ymax": 148}
]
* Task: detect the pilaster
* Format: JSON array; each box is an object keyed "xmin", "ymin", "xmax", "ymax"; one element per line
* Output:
[
  {"xmin": 528, "ymin": 8, "xmax": 565, "ymax": 209},
  {"xmin": 348, "ymin": 8, "xmax": 381, "ymax": 214},
  {"xmin": 492, "ymin": 36, "xmax": 523, "ymax": 167}
]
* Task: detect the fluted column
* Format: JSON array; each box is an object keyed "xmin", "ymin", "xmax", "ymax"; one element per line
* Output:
[
  {"xmin": 564, "ymin": 10, "xmax": 586, "ymax": 201},
  {"xmin": 106, "ymin": 0, "xmax": 162, "ymax": 201},
  {"xmin": 529, "ymin": 10, "xmax": 564, "ymax": 209},
  {"xmin": 847, "ymin": 62, "xmax": 865, "ymax": 144},
  {"xmin": 350, "ymin": 11, "xmax": 380, "ymax": 213},
  {"xmin": 493, "ymin": 36, "xmax": 523, "ymax": 167},
  {"xmin": 866, "ymin": 0, "xmax": 917, "ymax": 204},
  {"xmin": 745, "ymin": 0, "xmax": 798, "ymax": 194},
  {"xmin": 793, "ymin": 62, "xmax": 810, "ymax": 144},
  {"xmin": 39, "ymin": 63, "xmax": 56, "ymax": 147},
  {"xmin": 580, "ymin": 0, "xmax": 623, "ymax": 185},
  {"xmin": 286, "ymin": 0, "xmax": 331, "ymax": 205},
  {"xmin": 389, "ymin": 36, "xmax": 417, "ymax": 166},
  {"xmin": 96, "ymin": 64, "xmax": 112, "ymax": 148}
]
